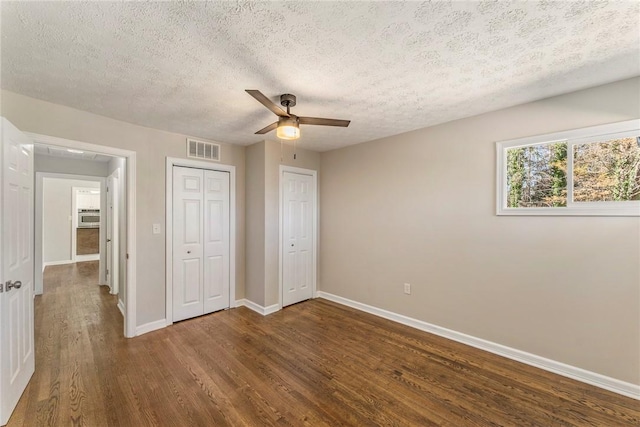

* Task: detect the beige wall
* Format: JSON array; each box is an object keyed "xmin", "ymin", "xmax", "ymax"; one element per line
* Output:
[
  {"xmin": 319, "ymin": 77, "xmax": 640, "ymax": 385},
  {"xmin": 245, "ymin": 141, "xmax": 266, "ymax": 306},
  {"xmin": 1, "ymin": 90, "xmax": 246, "ymax": 326},
  {"xmin": 245, "ymin": 140, "xmax": 320, "ymax": 307}
]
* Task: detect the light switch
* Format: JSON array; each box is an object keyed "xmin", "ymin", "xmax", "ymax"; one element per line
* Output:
[{"xmin": 152, "ymin": 224, "xmax": 161, "ymax": 234}]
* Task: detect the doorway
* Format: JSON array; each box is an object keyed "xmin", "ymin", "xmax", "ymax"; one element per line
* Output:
[
  {"xmin": 35, "ymin": 174, "xmax": 106, "ymax": 294},
  {"xmin": 72, "ymin": 186, "xmax": 102, "ymax": 263},
  {"xmin": 28, "ymin": 132, "xmax": 137, "ymax": 338}
]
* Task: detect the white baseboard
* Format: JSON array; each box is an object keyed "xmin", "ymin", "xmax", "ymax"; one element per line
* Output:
[
  {"xmin": 317, "ymin": 291, "xmax": 640, "ymax": 400},
  {"xmin": 75, "ymin": 254, "xmax": 100, "ymax": 262},
  {"xmin": 43, "ymin": 260, "xmax": 74, "ymax": 267},
  {"xmin": 135, "ymin": 319, "xmax": 167, "ymax": 336},
  {"xmin": 117, "ymin": 299, "xmax": 125, "ymax": 317},
  {"xmin": 235, "ymin": 299, "xmax": 281, "ymax": 316}
]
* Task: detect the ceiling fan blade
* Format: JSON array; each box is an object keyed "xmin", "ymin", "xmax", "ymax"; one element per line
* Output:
[
  {"xmin": 299, "ymin": 117, "xmax": 351, "ymax": 127},
  {"xmin": 255, "ymin": 121, "xmax": 278, "ymax": 135},
  {"xmin": 245, "ymin": 90, "xmax": 289, "ymax": 117}
]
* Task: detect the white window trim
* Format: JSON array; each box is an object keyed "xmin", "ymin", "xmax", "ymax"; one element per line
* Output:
[{"xmin": 496, "ymin": 119, "xmax": 640, "ymax": 216}]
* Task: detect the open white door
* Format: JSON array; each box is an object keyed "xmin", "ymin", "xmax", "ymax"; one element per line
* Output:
[{"xmin": 0, "ymin": 118, "xmax": 35, "ymax": 425}]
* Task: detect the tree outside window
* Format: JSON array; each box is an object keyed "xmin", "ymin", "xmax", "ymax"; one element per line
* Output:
[{"xmin": 497, "ymin": 120, "xmax": 640, "ymax": 216}]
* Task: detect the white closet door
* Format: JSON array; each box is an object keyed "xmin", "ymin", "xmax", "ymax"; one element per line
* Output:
[
  {"xmin": 203, "ymin": 170, "xmax": 230, "ymax": 314},
  {"xmin": 282, "ymin": 171, "xmax": 314, "ymax": 307},
  {"xmin": 172, "ymin": 167, "xmax": 204, "ymax": 322}
]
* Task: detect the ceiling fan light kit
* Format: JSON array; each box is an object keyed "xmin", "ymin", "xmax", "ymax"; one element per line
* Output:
[
  {"xmin": 276, "ymin": 116, "xmax": 300, "ymax": 140},
  {"xmin": 246, "ymin": 90, "xmax": 350, "ymax": 141}
]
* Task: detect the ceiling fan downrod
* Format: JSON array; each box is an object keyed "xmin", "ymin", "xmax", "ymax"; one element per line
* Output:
[{"xmin": 280, "ymin": 94, "xmax": 296, "ymax": 115}]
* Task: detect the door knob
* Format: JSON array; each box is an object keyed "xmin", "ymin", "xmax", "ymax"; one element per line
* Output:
[
  {"xmin": 187, "ymin": 250, "xmax": 191, "ymax": 254},
  {"xmin": 6, "ymin": 280, "xmax": 22, "ymax": 291}
]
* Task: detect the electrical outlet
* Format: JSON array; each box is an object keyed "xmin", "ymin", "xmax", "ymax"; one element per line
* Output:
[{"xmin": 404, "ymin": 283, "xmax": 411, "ymax": 295}]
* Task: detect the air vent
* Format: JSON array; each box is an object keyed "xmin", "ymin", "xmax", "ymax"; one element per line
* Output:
[{"xmin": 186, "ymin": 138, "xmax": 220, "ymax": 162}]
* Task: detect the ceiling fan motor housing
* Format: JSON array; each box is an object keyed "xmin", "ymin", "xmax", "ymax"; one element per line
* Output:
[{"xmin": 280, "ymin": 93, "xmax": 297, "ymax": 108}]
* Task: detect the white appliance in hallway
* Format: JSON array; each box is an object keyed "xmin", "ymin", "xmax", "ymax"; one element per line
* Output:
[
  {"xmin": 172, "ymin": 166, "xmax": 230, "ymax": 322},
  {"xmin": 0, "ymin": 118, "xmax": 35, "ymax": 425},
  {"xmin": 77, "ymin": 208, "xmax": 100, "ymax": 228},
  {"xmin": 281, "ymin": 170, "xmax": 315, "ymax": 307}
]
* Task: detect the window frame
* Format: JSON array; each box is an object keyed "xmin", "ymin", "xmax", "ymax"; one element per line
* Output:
[{"xmin": 496, "ymin": 119, "xmax": 640, "ymax": 216}]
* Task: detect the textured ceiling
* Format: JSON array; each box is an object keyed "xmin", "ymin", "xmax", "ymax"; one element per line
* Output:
[{"xmin": 2, "ymin": 1, "xmax": 639, "ymax": 152}]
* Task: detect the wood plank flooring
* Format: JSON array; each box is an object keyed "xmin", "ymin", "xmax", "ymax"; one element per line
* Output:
[{"xmin": 7, "ymin": 261, "xmax": 639, "ymax": 426}]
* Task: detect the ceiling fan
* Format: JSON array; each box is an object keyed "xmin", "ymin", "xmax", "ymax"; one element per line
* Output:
[{"xmin": 246, "ymin": 90, "xmax": 350, "ymax": 140}]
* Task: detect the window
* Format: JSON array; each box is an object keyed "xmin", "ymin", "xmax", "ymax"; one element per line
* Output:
[{"xmin": 497, "ymin": 120, "xmax": 640, "ymax": 216}]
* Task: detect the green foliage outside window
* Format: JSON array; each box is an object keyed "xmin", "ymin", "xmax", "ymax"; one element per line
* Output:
[
  {"xmin": 506, "ymin": 137, "xmax": 640, "ymax": 207},
  {"xmin": 506, "ymin": 143, "xmax": 567, "ymax": 208},
  {"xmin": 574, "ymin": 137, "xmax": 640, "ymax": 202}
]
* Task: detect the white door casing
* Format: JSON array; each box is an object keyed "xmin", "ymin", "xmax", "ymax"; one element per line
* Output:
[
  {"xmin": 172, "ymin": 167, "xmax": 205, "ymax": 322},
  {"xmin": 281, "ymin": 170, "xmax": 315, "ymax": 307},
  {"xmin": 203, "ymin": 170, "xmax": 230, "ymax": 314},
  {"xmin": 0, "ymin": 118, "xmax": 35, "ymax": 425},
  {"xmin": 106, "ymin": 181, "xmax": 112, "ymax": 288},
  {"xmin": 25, "ymin": 133, "xmax": 136, "ymax": 338}
]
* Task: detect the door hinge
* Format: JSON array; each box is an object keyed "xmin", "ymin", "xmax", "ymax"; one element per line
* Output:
[
  {"xmin": 126, "ymin": 253, "xmax": 129, "ymax": 260},
  {"xmin": 0, "ymin": 281, "xmax": 3, "ymax": 293}
]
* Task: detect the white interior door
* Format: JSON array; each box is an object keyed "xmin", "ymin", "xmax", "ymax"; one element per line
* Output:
[
  {"xmin": 106, "ymin": 180, "xmax": 112, "ymax": 288},
  {"xmin": 203, "ymin": 170, "xmax": 230, "ymax": 314},
  {"xmin": 172, "ymin": 167, "xmax": 204, "ymax": 322},
  {"xmin": 0, "ymin": 118, "xmax": 35, "ymax": 426},
  {"xmin": 282, "ymin": 171, "xmax": 315, "ymax": 307},
  {"xmin": 107, "ymin": 173, "xmax": 119, "ymax": 295}
]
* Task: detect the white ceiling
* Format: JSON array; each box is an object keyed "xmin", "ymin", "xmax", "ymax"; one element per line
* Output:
[
  {"xmin": 2, "ymin": 1, "xmax": 639, "ymax": 152},
  {"xmin": 34, "ymin": 144, "xmax": 113, "ymax": 163}
]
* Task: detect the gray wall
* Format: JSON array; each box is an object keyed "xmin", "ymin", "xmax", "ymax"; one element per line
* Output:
[
  {"xmin": 36, "ymin": 154, "xmax": 109, "ymax": 177},
  {"xmin": 319, "ymin": 77, "xmax": 640, "ymax": 385},
  {"xmin": 42, "ymin": 177, "xmax": 100, "ymax": 263},
  {"xmin": 2, "ymin": 90, "xmax": 246, "ymax": 326}
]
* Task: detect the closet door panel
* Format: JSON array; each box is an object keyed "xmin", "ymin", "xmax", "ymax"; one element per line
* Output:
[
  {"xmin": 172, "ymin": 167, "xmax": 204, "ymax": 322},
  {"xmin": 203, "ymin": 170, "xmax": 230, "ymax": 314}
]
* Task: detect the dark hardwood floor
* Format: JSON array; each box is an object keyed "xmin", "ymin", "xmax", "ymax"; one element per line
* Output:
[{"xmin": 7, "ymin": 261, "xmax": 639, "ymax": 426}]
